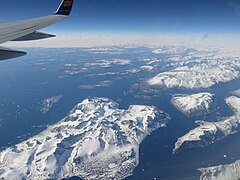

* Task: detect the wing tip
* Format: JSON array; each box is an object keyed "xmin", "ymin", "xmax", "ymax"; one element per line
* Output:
[{"xmin": 55, "ymin": 0, "xmax": 74, "ymax": 16}]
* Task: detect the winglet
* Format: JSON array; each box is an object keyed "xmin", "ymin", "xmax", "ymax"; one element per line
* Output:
[{"xmin": 55, "ymin": 0, "xmax": 74, "ymax": 16}]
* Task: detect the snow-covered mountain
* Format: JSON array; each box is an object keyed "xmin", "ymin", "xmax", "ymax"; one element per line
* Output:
[
  {"xmin": 152, "ymin": 47, "xmax": 189, "ymax": 55},
  {"xmin": 198, "ymin": 96, "xmax": 240, "ymax": 180},
  {"xmin": 148, "ymin": 46, "xmax": 240, "ymax": 90},
  {"xmin": 85, "ymin": 59, "xmax": 131, "ymax": 68},
  {"xmin": 0, "ymin": 98, "xmax": 170, "ymax": 180},
  {"xmin": 173, "ymin": 96, "xmax": 240, "ymax": 154},
  {"xmin": 171, "ymin": 93, "xmax": 215, "ymax": 117},
  {"xmin": 147, "ymin": 63, "xmax": 240, "ymax": 89}
]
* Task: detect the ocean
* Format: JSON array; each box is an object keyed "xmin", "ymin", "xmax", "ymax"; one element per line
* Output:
[{"xmin": 0, "ymin": 47, "xmax": 240, "ymax": 179}]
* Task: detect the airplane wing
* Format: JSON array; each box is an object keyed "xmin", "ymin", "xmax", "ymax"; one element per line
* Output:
[{"xmin": 0, "ymin": 0, "xmax": 74, "ymax": 61}]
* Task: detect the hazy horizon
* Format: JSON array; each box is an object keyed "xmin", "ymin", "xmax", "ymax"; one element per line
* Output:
[{"xmin": 1, "ymin": 0, "xmax": 240, "ymax": 48}]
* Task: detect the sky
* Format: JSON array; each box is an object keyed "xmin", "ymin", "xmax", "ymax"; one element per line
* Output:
[{"xmin": 1, "ymin": 0, "xmax": 240, "ymax": 47}]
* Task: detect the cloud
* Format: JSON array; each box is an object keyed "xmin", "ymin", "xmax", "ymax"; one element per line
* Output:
[{"xmin": 4, "ymin": 32, "xmax": 240, "ymax": 50}]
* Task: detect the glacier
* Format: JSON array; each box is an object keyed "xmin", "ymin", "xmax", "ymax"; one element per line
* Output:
[
  {"xmin": 173, "ymin": 96, "xmax": 240, "ymax": 154},
  {"xmin": 0, "ymin": 98, "xmax": 170, "ymax": 180},
  {"xmin": 171, "ymin": 92, "xmax": 215, "ymax": 117}
]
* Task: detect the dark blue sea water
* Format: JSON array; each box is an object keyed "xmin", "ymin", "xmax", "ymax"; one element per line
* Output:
[{"xmin": 0, "ymin": 47, "xmax": 240, "ymax": 180}]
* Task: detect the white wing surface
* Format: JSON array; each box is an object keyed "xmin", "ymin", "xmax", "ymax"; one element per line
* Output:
[{"xmin": 0, "ymin": 0, "xmax": 74, "ymax": 61}]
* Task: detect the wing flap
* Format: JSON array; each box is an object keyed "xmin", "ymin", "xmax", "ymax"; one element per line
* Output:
[
  {"xmin": 11, "ymin": 31, "xmax": 56, "ymax": 41},
  {"xmin": 0, "ymin": 47, "xmax": 26, "ymax": 61}
]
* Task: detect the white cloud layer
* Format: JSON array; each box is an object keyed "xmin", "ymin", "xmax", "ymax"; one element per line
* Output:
[{"xmin": 3, "ymin": 33, "xmax": 240, "ymax": 51}]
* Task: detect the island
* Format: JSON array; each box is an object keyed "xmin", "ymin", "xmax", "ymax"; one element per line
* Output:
[
  {"xmin": 171, "ymin": 92, "xmax": 215, "ymax": 117},
  {"xmin": 173, "ymin": 96, "xmax": 240, "ymax": 154},
  {"xmin": 0, "ymin": 98, "xmax": 170, "ymax": 180},
  {"xmin": 40, "ymin": 95, "xmax": 63, "ymax": 114}
]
